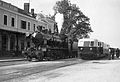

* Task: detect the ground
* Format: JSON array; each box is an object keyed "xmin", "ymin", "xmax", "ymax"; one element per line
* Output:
[{"xmin": 5, "ymin": 59, "xmax": 120, "ymax": 82}]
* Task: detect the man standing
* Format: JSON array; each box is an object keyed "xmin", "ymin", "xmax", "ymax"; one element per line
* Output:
[
  {"xmin": 111, "ymin": 48, "xmax": 115, "ymax": 59},
  {"xmin": 109, "ymin": 48, "xmax": 115, "ymax": 60},
  {"xmin": 116, "ymin": 48, "xmax": 120, "ymax": 58}
]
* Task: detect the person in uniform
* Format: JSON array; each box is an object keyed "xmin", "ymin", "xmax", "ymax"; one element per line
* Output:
[
  {"xmin": 108, "ymin": 48, "xmax": 112, "ymax": 60},
  {"xmin": 111, "ymin": 48, "xmax": 115, "ymax": 59},
  {"xmin": 116, "ymin": 48, "xmax": 120, "ymax": 58},
  {"xmin": 109, "ymin": 48, "xmax": 115, "ymax": 60}
]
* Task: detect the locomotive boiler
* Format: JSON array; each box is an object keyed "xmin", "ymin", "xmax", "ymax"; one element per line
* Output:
[{"xmin": 22, "ymin": 31, "xmax": 70, "ymax": 61}]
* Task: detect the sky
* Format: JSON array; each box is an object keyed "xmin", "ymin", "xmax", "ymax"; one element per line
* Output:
[{"xmin": 2, "ymin": 0, "xmax": 120, "ymax": 48}]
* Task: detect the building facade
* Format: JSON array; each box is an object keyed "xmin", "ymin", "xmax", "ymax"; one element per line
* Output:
[
  {"xmin": 0, "ymin": 0, "xmax": 58, "ymax": 57},
  {"xmin": 0, "ymin": 1, "xmax": 38, "ymax": 56}
]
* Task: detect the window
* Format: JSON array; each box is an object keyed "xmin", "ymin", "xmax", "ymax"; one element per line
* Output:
[
  {"xmin": 100, "ymin": 43, "xmax": 101, "ymax": 47},
  {"xmin": 4, "ymin": 15, "xmax": 7, "ymax": 25},
  {"xmin": 21, "ymin": 20, "xmax": 26, "ymax": 29},
  {"xmin": 98, "ymin": 42, "xmax": 101, "ymax": 47},
  {"xmin": 84, "ymin": 41, "xmax": 90, "ymax": 47},
  {"xmin": 90, "ymin": 41, "xmax": 94, "ymax": 47},
  {"xmin": 33, "ymin": 24, "xmax": 35, "ymax": 31},
  {"xmin": 28, "ymin": 22, "xmax": 30, "ymax": 30},
  {"xmin": 11, "ymin": 17, "xmax": 15, "ymax": 27}
]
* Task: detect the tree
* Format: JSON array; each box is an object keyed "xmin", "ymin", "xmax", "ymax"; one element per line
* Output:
[{"xmin": 53, "ymin": 0, "xmax": 93, "ymax": 41}]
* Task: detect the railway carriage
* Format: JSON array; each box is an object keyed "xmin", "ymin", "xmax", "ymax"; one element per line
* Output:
[{"xmin": 78, "ymin": 38, "xmax": 110, "ymax": 59}]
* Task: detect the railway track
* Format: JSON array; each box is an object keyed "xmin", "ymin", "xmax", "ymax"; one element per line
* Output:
[{"xmin": 0, "ymin": 58, "xmax": 86, "ymax": 81}]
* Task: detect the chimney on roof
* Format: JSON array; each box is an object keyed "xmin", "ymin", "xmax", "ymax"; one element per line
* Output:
[
  {"xmin": 31, "ymin": 9, "xmax": 34, "ymax": 15},
  {"xmin": 31, "ymin": 9, "xmax": 36, "ymax": 18},
  {"xmin": 24, "ymin": 3, "xmax": 30, "ymax": 13}
]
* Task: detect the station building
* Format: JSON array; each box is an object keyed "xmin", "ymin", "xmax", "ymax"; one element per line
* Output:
[{"xmin": 0, "ymin": 0, "xmax": 58, "ymax": 57}]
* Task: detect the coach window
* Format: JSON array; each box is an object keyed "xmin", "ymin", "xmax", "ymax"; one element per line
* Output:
[
  {"xmin": 90, "ymin": 41, "xmax": 94, "ymax": 47},
  {"xmin": 98, "ymin": 42, "xmax": 100, "ymax": 47},
  {"xmin": 98, "ymin": 42, "xmax": 101, "ymax": 47},
  {"xmin": 84, "ymin": 41, "xmax": 90, "ymax": 47},
  {"xmin": 99, "ymin": 42, "xmax": 101, "ymax": 47},
  {"xmin": 98, "ymin": 42, "xmax": 100, "ymax": 46}
]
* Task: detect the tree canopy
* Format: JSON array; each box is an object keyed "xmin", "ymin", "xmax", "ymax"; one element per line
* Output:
[{"xmin": 53, "ymin": 0, "xmax": 93, "ymax": 41}]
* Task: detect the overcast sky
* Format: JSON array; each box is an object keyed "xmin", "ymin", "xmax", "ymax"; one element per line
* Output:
[{"xmin": 2, "ymin": 0, "xmax": 120, "ymax": 48}]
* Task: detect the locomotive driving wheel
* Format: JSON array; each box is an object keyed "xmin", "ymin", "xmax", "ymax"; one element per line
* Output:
[{"xmin": 27, "ymin": 56, "xmax": 32, "ymax": 61}]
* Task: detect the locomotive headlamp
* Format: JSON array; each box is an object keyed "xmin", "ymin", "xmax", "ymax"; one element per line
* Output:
[
  {"xmin": 80, "ymin": 48, "xmax": 83, "ymax": 50},
  {"xmin": 90, "ymin": 48, "xmax": 92, "ymax": 50},
  {"xmin": 22, "ymin": 51, "xmax": 24, "ymax": 54}
]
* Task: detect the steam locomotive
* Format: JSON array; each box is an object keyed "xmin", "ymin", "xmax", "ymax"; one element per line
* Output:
[
  {"xmin": 23, "ymin": 30, "xmax": 118, "ymax": 61},
  {"xmin": 22, "ymin": 31, "xmax": 77, "ymax": 61},
  {"xmin": 77, "ymin": 38, "xmax": 111, "ymax": 59}
]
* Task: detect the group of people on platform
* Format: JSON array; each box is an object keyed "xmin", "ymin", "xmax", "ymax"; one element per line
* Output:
[{"xmin": 109, "ymin": 48, "xmax": 120, "ymax": 60}]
